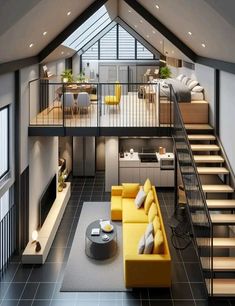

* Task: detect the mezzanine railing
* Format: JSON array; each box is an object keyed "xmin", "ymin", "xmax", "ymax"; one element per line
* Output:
[{"xmin": 29, "ymin": 80, "xmax": 165, "ymax": 128}]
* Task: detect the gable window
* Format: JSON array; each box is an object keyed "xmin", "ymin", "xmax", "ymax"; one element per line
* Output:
[{"xmin": 0, "ymin": 106, "xmax": 9, "ymax": 180}]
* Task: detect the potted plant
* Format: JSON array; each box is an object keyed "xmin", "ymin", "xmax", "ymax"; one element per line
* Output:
[
  {"xmin": 76, "ymin": 72, "xmax": 86, "ymax": 83},
  {"xmin": 60, "ymin": 69, "xmax": 74, "ymax": 83},
  {"xmin": 159, "ymin": 66, "xmax": 172, "ymax": 79}
]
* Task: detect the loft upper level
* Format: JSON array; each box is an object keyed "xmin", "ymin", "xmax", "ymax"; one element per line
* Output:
[{"xmin": 28, "ymin": 78, "xmax": 173, "ymax": 137}]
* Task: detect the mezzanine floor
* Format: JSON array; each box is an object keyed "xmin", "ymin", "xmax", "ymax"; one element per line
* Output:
[
  {"xmin": 30, "ymin": 94, "xmax": 162, "ymax": 128},
  {"xmin": 0, "ymin": 173, "xmax": 230, "ymax": 306}
]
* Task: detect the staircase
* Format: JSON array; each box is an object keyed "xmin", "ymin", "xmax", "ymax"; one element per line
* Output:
[{"xmin": 185, "ymin": 124, "xmax": 235, "ymax": 297}]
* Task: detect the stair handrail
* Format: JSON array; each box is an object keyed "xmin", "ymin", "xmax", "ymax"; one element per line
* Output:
[{"xmin": 169, "ymin": 84, "xmax": 213, "ymax": 296}]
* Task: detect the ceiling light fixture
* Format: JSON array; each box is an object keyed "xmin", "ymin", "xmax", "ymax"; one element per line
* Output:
[
  {"xmin": 188, "ymin": 31, "xmax": 192, "ymax": 36},
  {"xmin": 134, "ymin": 25, "xmax": 138, "ymax": 28},
  {"xmin": 128, "ymin": 10, "xmax": 131, "ymax": 13},
  {"xmin": 67, "ymin": 11, "xmax": 71, "ymax": 16},
  {"xmin": 61, "ymin": 51, "xmax": 64, "ymax": 55},
  {"xmin": 155, "ymin": 4, "xmax": 160, "ymax": 9},
  {"xmin": 160, "ymin": 40, "xmax": 163, "ymax": 44},
  {"xmin": 172, "ymin": 50, "xmax": 175, "ymax": 54},
  {"xmin": 29, "ymin": 43, "xmax": 34, "ymax": 48},
  {"xmin": 147, "ymin": 34, "xmax": 150, "ymax": 38},
  {"xmin": 140, "ymin": 19, "xmax": 143, "ymax": 23},
  {"xmin": 201, "ymin": 43, "xmax": 206, "ymax": 48},
  {"xmin": 43, "ymin": 31, "xmax": 47, "ymax": 36},
  {"xmin": 152, "ymin": 30, "xmax": 156, "ymax": 34}
]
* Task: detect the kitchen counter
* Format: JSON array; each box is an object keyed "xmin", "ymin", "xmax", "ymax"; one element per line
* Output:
[{"xmin": 119, "ymin": 151, "xmax": 175, "ymax": 187}]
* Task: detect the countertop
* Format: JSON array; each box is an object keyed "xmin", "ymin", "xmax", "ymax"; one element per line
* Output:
[{"xmin": 120, "ymin": 152, "xmax": 174, "ymax": 161}]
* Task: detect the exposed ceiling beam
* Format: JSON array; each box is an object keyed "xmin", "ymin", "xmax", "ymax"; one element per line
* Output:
[
  {"xmin": 0, "ymin": 56, "xmax": 38, "ymax": 75},
  {"xmin": 38, "ymin": 0, "xmax": 109, "ymax": 62},
  {"xmin": 124, "ymin": 0, "xmax": 197, "ymax": 62},
  {"xmin": 197, "ymin": 56, "xmax": 235, "ymax": 75}
]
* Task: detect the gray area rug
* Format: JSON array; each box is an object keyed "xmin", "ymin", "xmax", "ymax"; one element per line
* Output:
[{"xmin": 61, "ymin": 202, "xmax": 127, "ymax": 291}]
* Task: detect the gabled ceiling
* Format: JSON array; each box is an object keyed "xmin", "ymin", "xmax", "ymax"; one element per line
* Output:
[{"xmin": 0, "ymin": 0, "xmax": 235, "ymax": 65}]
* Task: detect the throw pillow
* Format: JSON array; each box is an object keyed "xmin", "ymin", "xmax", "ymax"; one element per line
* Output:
[
  {"xmin": 144, "ymin": 222, "xmax": 154, "ymax": 240},
  {"xmin": 192, "ymin": 85, "xmax": 204, "ymax": 92},
  {"xmin": 143, "ymin": 178, "xmax": 152, "ymax": 194},
  {"xmin": 144, "ymin": 190, "xmax": 154, "ymax": 214},
  {"xmin": 148, "ymin": 202, "xmax": 158, "ymax": 222},
  {"xmin": 153, "ymin": 229, "xmax": 164, "ymax": 254},
  {"xmin": 153, "ymin": 216, "xmax": 161, "ymax": 234},
  {"xmin": 134, "ymin": 187, "xmax": 147, "ymax": 208},
  {"xmin": 182, "ymin": 76, "xmax": 190, "ymax": 85},
  {"xmin": 176, "ymin": 74, "xmax": 185, "ymax": 81},
  {"xmin": 137, "ymin": 234, "xmax": 145, "ymax": 254},
  {"xmin": 187, "ymin": 80, "xmax": 199, "ymax": 90},
  {"xmin": 144, "ymin": 234, "xmax": 154, "ymax": 254},
  {"xmin": 122, "ymin": 183, "xmax": 139, "ymax": 198}
]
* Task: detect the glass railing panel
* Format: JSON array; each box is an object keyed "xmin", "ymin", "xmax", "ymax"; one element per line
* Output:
[{"xmin": 170, "ymin": 84, "xmax": 213, "ymax": 296}]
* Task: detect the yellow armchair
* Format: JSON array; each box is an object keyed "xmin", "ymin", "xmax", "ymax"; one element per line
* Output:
[{"xmin": 104, "ymin": 83, "xmax": 122, "ymax": 105}]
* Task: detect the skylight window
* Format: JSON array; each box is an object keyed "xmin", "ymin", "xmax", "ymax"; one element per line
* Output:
[{"xmin": 63, "ymin": 5, "xmax": 112, "ymax": 51}]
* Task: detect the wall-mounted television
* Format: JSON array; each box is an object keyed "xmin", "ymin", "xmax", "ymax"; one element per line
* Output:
[{"xmin": 39, "ymin": 174, "xmax": 57, "ymax": 228}]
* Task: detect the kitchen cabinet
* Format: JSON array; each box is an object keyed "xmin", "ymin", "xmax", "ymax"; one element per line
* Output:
[{"xmin": 119, "ymin": 152, "xmax": 174, "ymax": 187}]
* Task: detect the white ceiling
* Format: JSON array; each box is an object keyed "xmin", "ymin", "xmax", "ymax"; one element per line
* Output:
[
  {"xmin": 0, "ymin": 0, "xmax": 235, "ymax": 64},
  {"xmin": 138, "ymin": 0, "xmax": 235, "ymax": 63},
  {"xmin": 0, "ymin": 0, "xmax": 95, "ymax": 63}
]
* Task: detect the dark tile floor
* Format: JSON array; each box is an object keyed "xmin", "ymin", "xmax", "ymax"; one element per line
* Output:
[{"xmin": 0, "ymin": 172, "xmax": 231, "ymax": 305}]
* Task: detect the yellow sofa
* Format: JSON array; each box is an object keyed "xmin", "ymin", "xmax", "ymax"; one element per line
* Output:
[{"xmin": 111, "ymin": 184, "xmax": 171, "ymax": 288}]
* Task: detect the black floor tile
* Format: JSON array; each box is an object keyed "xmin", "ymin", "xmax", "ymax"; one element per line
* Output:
[
  {"xmin": 28, "ymin": 263, "xmax": 62, "ymax": 282},
  {"xmin": 172, "ymin": 262, "xmax": 188, "ymax": 283},
  {"xmin": 184, "ymin": 263, "xmax": 204, "ymax": 282},
  {"xmin": 34, "ymin": 282, "xmax": 55, "ymax": 299},
  {"xmin": 21, "ymin": 282, "xmax": 39, "ymax": 300},
  {"xmin": 0, "ymin": 283, "xmax": 10, "ymax": 299},
  {"xmin": 171, "ymin": 282, "xmax": 193, "ymax": 300},
  {"xmin": 1, "ymin": 300, "xmax": 20, "ymax": 306},
  {"xmin": 150, "ymin": 301, "xmax": 173, "ymax": 306},
  {"xmin": 12, "ymin": 264, "xmax": 32, "ymax": 282},
  {"xmin": 148, "ymin": 288, "xmax": 171, "ymax": 300},
  {"xmin": 32, "ymin": 300, "xmax": 51, "ymax": 306},
  {"xmin": 191, "ymin": 283, "xmax": 208, "ymax": 300},
  {"xmin": 4, "ymin": 282, "xmax": 25, "ymax": 299},
  {"xmin": 18, "ymin": 300, "xmax": 34, "ymax": 306}
]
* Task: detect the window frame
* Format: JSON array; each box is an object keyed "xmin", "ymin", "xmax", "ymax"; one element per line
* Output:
[{"xmin": 0, "ymin": 105, "xmax": 10, "ymax": 180}]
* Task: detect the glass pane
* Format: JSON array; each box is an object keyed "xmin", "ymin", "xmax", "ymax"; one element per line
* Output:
[
  {"xmin": 118, "ymin": 26, "xmax": 135, "ymax": 59},
  {"xmin": 0, "ymin": 189, "xmax": 9, "ymax": 221},
  {"xmin": 0, "ymin": 107, "xmax": 8, "ymax": 178},
  {"xmin": 137, "ymin": 41, "xmax": 154, "ymax": 59},
  {"xmin": 100, "ymin": 27, "xmax": 117, "ymax": 59}
]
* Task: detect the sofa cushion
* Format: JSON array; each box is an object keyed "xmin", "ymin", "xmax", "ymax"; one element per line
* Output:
[
  {"xmin": 148, "ymin": 202, "xmax": 158, "ymax": 222},
  {"xmin": 144, "ymin": 234, "xmax": 154, "ymax": 254},
  {"xmin": 111, "ymin": 196, "xmax": 122, "ymax": 221},
  {"xmin": 144, "ymin": 223, "xmax": 154, "ymax": 240},
  {"xmin": 192, "ymin": 85, "xmax": 204, "ymax": 92},
  {"xmin": 123, "ymin": 223, "xmax": 148, "ymax": 254},
  {"xmin": 135, "ymin": 187, "xmax": 146, "ymax": 208},
  {"xmin": 187, "ymin": 79, "xmax": 199, "ymax": 90},
  {"xmin": 144, "ymin": 190, "xmax": 154, "ymax": 215},
  {"xmin": 153, "ymin": 216, "xmax": 161, "ymax": 234},
  {"xmin": 122, "ymin": 183, "xmax": 139, "ymax": 198},
  {"xmin": 122, "ymin": 198, "xmax": 148, "ymax": 223},
  {"xmin": 143, "ymin": 178, "xmax": 152, "ymax": 194},
  {"xmin": 153, "ymin": 229, "xmax": 164, "ymax": 254},
  {"xmin": 137, "ymin": 234, "xmax": 145, "ymax": 254},
  {"xmin": 176, "ymin": 74, "xmax": 185, "ymax": 81}
]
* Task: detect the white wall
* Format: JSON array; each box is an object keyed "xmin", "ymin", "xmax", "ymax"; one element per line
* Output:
[
  {"xmin": 0, "ymin": 73, "xmax": 15, "ymax": 198},
  {"xmin": 20, "ymin": 65, "xmax": 39, "ymax": 174},
  {"xmin": 29, "ymin": 137, "xmax": 58, "ymax": 235},
  {"xmin": 105, "ymin": 137, "xmax": 119, "ymax": 191},
  {"xmin": 59, "ymin": 137, "xmax": 72, "ymax": 174},
  {"xmin": 47, "ymin": 59, "xmax": 65, "ymax": 77},
  {"xmin": 195, "ymin": 64, "xmax": 215, "ymax": 126},
  {"xmin": 220, "ymin": 71, "xmax": 235, "ymax": 173},
  {"xmin": 72, "ymin": 53, "xmax": 80, "ymax": 76}
]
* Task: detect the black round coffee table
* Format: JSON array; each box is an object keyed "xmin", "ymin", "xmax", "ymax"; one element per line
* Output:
[{"xmin": 85, "ymin": 220, "xmax": 117, "ymax": 260}]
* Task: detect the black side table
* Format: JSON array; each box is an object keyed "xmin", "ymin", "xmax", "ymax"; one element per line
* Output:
[{"xmin": 85, "ymin": 220, "xmax": 117, "ymax": 260}]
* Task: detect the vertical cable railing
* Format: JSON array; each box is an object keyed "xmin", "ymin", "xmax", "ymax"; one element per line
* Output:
[
  {"xmin": 0, "ymin": 204, "xmax": 16, "ymax": 273},
  {"xmin": 29, "ymin": 81, "xmax": 161, "ymax": 128},
  {"xmin": 170, "ymin": 84, "xmax": 214, "ymax": 297}
]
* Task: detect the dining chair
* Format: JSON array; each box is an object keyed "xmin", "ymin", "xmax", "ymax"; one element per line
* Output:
[
  {"xmin": 77, "ymin": 92, "xmax": 91, "ymax": 115},
  {"xmin": 63, "ymin": 93, "xmax": 75, "ymax": 118}
]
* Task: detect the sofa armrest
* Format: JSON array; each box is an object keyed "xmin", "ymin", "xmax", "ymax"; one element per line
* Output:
[
  {"xmin": 111, "ymin": 186, "xmax": 123, "ymax": 196},
  {"xmin": 124, "ymin": 254, "xmax": 171, "ymax": 287}
]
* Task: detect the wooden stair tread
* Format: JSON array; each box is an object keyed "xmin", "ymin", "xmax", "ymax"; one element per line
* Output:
[
  {"xmin": 185, "ymin": 124, "xmax": 213, "ymax": 130},
  {"xmin": 194, "ymin": 155, "xmax": 224, "ymax": 163},
  {"xmin": 207, "ymin": 199, "xmax": 235, "ymax": 209},
  {"xmin": 197, "ymin": 167, "xmax": 229, "ymax": 175},
  {"xmin": 192, "ymin": 213, "xmax": 235, "ymax": 224},
  {"xmin": 202, "ymin": 184, "xmax": 234, "ymax": 193},
  {"xmin": 191, "ymin": 144, "xmax": 220, "ymax": 151},
  {"xmin": 206, "ymin": 279, "xmax": 235, "ymax": 296},
  {"xmin": 201, "ymin": 257, "xmax": 235, "ymax": 271},
  {"xmin": 188, "ymin": 134, "xmax": 216, "ymax": 141},
  {"xmin": 197, "ymin": 237, "xmax": 235, "ymax": 248}
]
